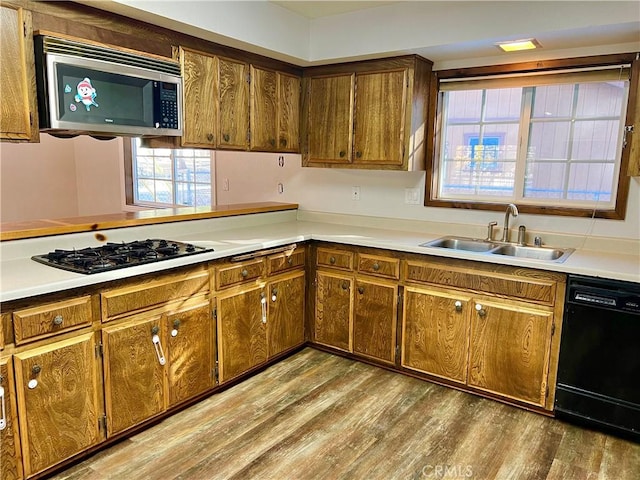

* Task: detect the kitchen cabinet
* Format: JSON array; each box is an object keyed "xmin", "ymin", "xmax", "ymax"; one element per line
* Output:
[
  {"xmin": 302, "ymin": 55, "xmax": 432, "ymax": 170},
  {"xmin": 250, "ymin": 66, "xmax": 301, "ymax": 152},
  {"xmin": 402, "ymin": 257, "xmax": 565, "ymax": 410},
  {"xmin": 402, "ymin": 286, "xmax": 471, "ymax": 384},
  {"xmin": 215, "ymin": 247, "xmax": 306, "ymax": 383},
  {"xmin": 177, "ymin": 47, "xmax": 250, "ymax": 150},
  {"xmin": 14, "ymin": 333, "xmax": 103, "ymax": 477},
  {"xmin": 313, "ymin": 248, "xmax": 399, "ymax": 364},
  {"xmin": 102, "ymin": 314, "xmax": 166, "ymax": 436},
  {"xmin": 1, "ymin": 357, "xmax": 23, "ymax": 480},
  {"xmin": 627, "ymin": 57, "xmax": 640, "ymax": 176},
  {"xmin": 0, "ymin": 4, "xmax": 39, "ymax": 142},
  {"xmin": 101, "ymin": 267, "xmax": 212, "ymax": 435}
]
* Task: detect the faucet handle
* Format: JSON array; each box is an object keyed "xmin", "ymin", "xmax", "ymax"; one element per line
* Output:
[
  {"xmin": 518, "ymin": 225, "xmax": 526, "ymax": 246},
  {"xmin": 534, "ymin": 236, "xmax": 542, "ymax": 247},
  {"xmin": 486, "ymin": 221, "xmax": 498, "ymax": 241}
]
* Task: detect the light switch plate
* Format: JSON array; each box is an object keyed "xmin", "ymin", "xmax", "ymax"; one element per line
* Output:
[{"xmin": 405, "ymin": 188, "xmax": 420, "ymax": 204}]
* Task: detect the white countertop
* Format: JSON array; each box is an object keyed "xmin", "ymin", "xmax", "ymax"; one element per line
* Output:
[{"xmin": 1, "ymin": 212, "xmax": 639, "ymax": 302}]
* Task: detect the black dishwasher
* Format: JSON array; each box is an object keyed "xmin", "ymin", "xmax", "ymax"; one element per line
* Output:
[{"xmin": 555, "ymin": 275, "xmax": 640, "ymax": 441}]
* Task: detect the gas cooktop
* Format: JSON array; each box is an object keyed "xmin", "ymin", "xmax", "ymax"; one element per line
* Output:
[{"xmin": 31, "ymin": 239, "xmax": 213, "ymax": 274}]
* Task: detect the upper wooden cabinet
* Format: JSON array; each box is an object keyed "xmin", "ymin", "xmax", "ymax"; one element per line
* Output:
[
  {"xmin": 179, "ymin": 47, "xmax": 250, "ymax": 150},
  {"xmin": 0, "ymin": 4, "xmax": 39, "ymax": 142},
  {"xmin": 250, "ymin": 66, "xmax": 301, "ymax": 152},
  {"xmin": 626, "ymin": 57, "xmax": 640, "ymax": 176},
  {"xmin": 302, "ymin": 55, "xmax": 432, "ymax": 170}
]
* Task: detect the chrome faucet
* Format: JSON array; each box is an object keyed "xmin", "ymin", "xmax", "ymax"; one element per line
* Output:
[{"xmin": 501, "ymin": 203, "xmax": 519, "ymax": 242}]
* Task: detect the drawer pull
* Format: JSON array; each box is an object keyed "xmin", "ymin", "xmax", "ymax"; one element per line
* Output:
[
  {"xmin": 223, "ymin": 133, "xmax": 230, "ymax": 142},
  {"xmin": 454, "ymin": 301, "xmax": 462, "ymax": 312},
  {"xmin": 207, "ymin": 133, "xmax": 214, "ymax": 142},
  {"xmin": 171, "ymin": 319, "xmax": 181, "ymax": 337},
  {"xmin": 329, "ymin": 257, "xmax": 336, "ymax": 265},
  {"xmin": 152, "ymin": 334, "xmax": 166, "ymax": 366},
  {"xmin": 0, "ymin": 385, "xmax": 5, "ymax": 430},
  {"xmin": 372, "ymin": 263, "xmax": 380, "ymax": 271},
  {"xmin": 241, "ymin": 269, "xmax": 249, "ymax": 278},
  {"xmin": 358, "ymin": 286, "xmax": 365, "ymax": 295},
  {"xmin": 341, "ymin": 282, "xmax": 349, "ymax": 291},
  {"xmin": 475, "ymin": 303, "xmax": 486, "ymax": 317},
  {"xmin": 32, "ymin": 365, "xmax": 41, "ymax": 376},
  {"xmin": 29, "ymin": 365, "xmax": 41, "ymax": 389},
  {"xmin": 288, "ymin": 257, "xmax": 293, "ymax": 265},
  {"xmin": 53, "ymin": 315, "xmax": 64, "ymax": 326}
]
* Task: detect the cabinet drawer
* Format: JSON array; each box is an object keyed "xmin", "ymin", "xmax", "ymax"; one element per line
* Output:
[
  {"xmin": 357, "ymin": 254, "xmax": 399, "ymax": 279},
  {"xmin": 316, "ymin": 248, "xmax": 353, "ymax": 271},
  {"xmin": 403, "ymin": 260, "xmax": 557, "ymax": 305},
  {"xmin": 102, "ymin": 270, "xmax": 210, "ymax": 321},
  {"xmin": 216, "ymin": 259, "xmax": 264, "ymax": 289},
  {"xmin": 267, "ymin": 249, "xmax": 305, "ymax": 275},
  {"xmin": 13, "ymin": 296, "xmax": 93, "ymax": 344}
]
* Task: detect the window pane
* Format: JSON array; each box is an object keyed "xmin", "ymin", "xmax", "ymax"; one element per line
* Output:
[
  {"xmin": 484, "ymin": 88, "xmax": 522, "ymax": 121},
  {"xmin": 567, "ymin": 163, "xmax": 614, "ymax": 202},
  {"xmin": 575, "ymin": 82, "xmax": 625, "ymax": 117},
  {"xmin": 528, "ymin": 122, "xmax": 571, "ymax": 160},
  {"xmin": 155, "ymin": 180, "xmax": 173, "ymax": 204},
  {"xmin": 136, "ymin": 179, "xmax": 155, "ymax": 203},
  {"xmin": 154, "ymin": 157, "xmax": 172, "ymax": 180},
  {"xmin": 572, "ymin": 120, "xmax": 621, "ymax": 161},
  {"xmin": 532, "ymin": 84, "xmax": 574, "ymax": 118},
  {"xmin": 446, "ymin": 90, "xmax": 483, "ymax": 121},
  {"xmin": 524, "ymin": 162, "xmax": 566, "ymax": 199}
]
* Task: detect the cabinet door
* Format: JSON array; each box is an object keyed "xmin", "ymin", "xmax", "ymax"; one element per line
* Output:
[
  {"xmin": 267, "ymin": 271, "xmax": 305, "ymax": 357},
  {"xmin": 1, "ymin": 357, "xmax": 23, "ymax": 480},
  {"xmin": 217, "ymin": 286, "xmax": 267, "ymax": 383},
  {"xmin": 353, "ymin": 278, "xmax": 397, "ymax": 364},
  {"xmin": 218, "ymin": 57, "xmax": 249, "ymax": 150},
  {"xmin": 467, "ymin": 298, "xmax": 554, "ymax": 407},
  {"xmin": 250, "ymin": 66, "xmax": 278, "ymax": 151},
  {"xmin": 0, "ymin": 5, "xmax": 38, "ymax": 142},
  {"xmin": 315, "ymin": 271, "xmax": 352, "ymax": 351},
  {"xmin": 402, "ymin": 287, "xmax": 471, "ymax": 383},
  {"xmin": 181, "ymin": 47, "xmax": 218, "ymax": 147},
  {"xmin": 353, "ymin": 70, "xmax": 407, "ymax": 166},
  {"xmin": 278, "ymin": 72, "xmax": 300, "ymax": 152},
  {"xmin": 14, "ymin": 333, "xmax": 103, "ymax": 477},
  {"xmin": 307, "ymin": 74, "xmax": 354, "ymax": 164},
  {"xmin": 166, "ymin": 300, "xmax": 215, "ymax": 407},
  {"xmin": 102, "ymin": 316, "xmax": 166, "ymax": 436}
]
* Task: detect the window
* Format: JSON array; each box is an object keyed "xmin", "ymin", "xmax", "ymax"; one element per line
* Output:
[
  {"xmin": 125, "ymin": 138, "xmax": 213, "ymax": 207},
  {"xmin": 428, "ymin": 55, "xmax": 638, "ymax": 219}
]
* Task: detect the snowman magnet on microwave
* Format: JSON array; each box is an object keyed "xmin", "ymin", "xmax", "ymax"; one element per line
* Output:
[{"xmin": 75, "ymin": 77, "xmax": 99, "ymax": 111}]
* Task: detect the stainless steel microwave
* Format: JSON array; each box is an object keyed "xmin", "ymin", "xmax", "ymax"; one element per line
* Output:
[{"xmin": 34, "ymin": 35, "xmax": 183, "ymax": 138}]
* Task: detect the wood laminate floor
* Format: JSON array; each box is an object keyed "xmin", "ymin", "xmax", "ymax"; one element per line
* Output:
[{"xmin": 53, "ymin": 348, "xmax": 640, "ymax": 480}]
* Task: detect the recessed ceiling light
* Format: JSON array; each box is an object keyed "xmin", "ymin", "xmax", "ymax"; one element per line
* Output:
[{"xmin": 496, "ymin": 38, "xmax": 541, "ymax": 52}]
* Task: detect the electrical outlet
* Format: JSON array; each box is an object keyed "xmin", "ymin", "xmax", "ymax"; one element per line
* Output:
[
  {"xmin": 351, "ymin": 186, "xmax": 361, "ymax": 201},
  {"xmin": 404, "ymin": 188, "xmax": 420, "ymax": 204}
]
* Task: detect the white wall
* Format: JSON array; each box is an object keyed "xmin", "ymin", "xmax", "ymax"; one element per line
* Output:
[{"xmin": 0, "ymin": 135, "xmax": 125, "ymax": 222}]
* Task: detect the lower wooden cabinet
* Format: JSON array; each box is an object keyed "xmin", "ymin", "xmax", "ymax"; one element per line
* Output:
[
  {"xmin": 402, "ymin": 286, "xmax": 471, "ymax": 384},
  {"xmin": 314, "ymin": 271, "xmax": 352, "ymax": 352},
  {"xmin": 353, "ymin": 278, "xmax": 397, "ymax": 364},
  {"xmin": 13, "ymin": 333, "xmax": 103, "ymax": 477},
  {"xmin": 166, "ymin": 301, "xmax": 215, "ymax": 407},
  {"xmin": 216, "ymin": 270, "xmax": 305, "ymax": 383},
  {"xmin": 103, "ymin": 298, "xmax": 215, "ymax": 436},
  {"xmin": 0, "ymin": 357, "xmax": 23, "ymax": 480},
  {"xmin": 217, "ymin": 285, "xmax": 267, "ymax": 383},
  {"xmin": 267, "ymin": 271, "xmax": 305, "ymax": 357},
  {"xmin": 467, "ymin": 297, "xmax": 554, "ymax": 407}
]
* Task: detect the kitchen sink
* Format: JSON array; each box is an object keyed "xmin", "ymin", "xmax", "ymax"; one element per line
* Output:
[
  {"xmin": 491, "ymin": 244, "xmax": 574, "ymax": 262},
  {"xmin": 421, "ymin": 236, "xmax": 500, "ymax": 252},
  {"xmin": 421, "ymin": 236, "xmax": 574, "ymax": 263}
]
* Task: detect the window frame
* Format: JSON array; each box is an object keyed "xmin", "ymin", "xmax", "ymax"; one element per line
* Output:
[
  {"xmin": 123, "ymin": 139, "xmax": 214, "ymax": 208},
  {"xmin": 425, "ymin": 53, "xmax": 639, "ymax": 219}
]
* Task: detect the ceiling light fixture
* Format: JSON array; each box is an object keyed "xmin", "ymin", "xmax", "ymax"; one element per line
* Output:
[{"xmin": 496, "ymin": 38, "xmax": 541, "ymax": 52}]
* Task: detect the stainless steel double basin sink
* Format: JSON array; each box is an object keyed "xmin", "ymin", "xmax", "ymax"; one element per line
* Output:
[{"xmin": 421, "ymin": 236, "xmax": 574, "ymax": 263}]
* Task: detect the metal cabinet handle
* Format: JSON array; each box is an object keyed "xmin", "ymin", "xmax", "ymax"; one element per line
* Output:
[
  {"xmin": 280, "ymin": 138, "xmax": 287, "ymax": 147},
  {"xmin": 356, "ymin": 151, "xmax": 362, "ymax": 158},
  {"xmin": 28, "ymin": 365, "xmax": 41, "ymax": 390},
  {"xmin": 454, "ymin": 300, "xmax": 462, "ymax": 312},
  {"xmin": 271, "ymin": 288, "xmax": 278, "ymax": 302},
  {"xmin": 207, "ymin": 133, "xmax": 214, "ymax": 142},
  {"xmin": 475, "ymin": 303, "xmax": 486, "ymax": 317},
  {"xmin": 0, "ymin": 385, "xmax": 6, "ymax": 430},
  {"xmin": 372, "ymin": 263, "xmax": 380, "ymax": 271},
  {"xmin": 53, "ymin": 315, "xmax": 63, "ymax": 326},
  {"xmin": 241, "ymin": 269, "xmax": 248, "ymax": 278},
  {"xmin": 32, "ymin": 365, "xmax": 41, "ymax": 376},
  {"xmin": 341, "ymin": 282, "xmax": 349, "ymax": 291},
  {"xmin": 339, "ymin": 151, "xmax": 346, "ymax": 158},
  {"xmin": 152, "ymin": 334, "xmax": 166, "ymax": 365},
  {"xmin": 269, "ymin": 138, "xmax": 276, "ymax": 146},
  {"xmin": 261, "ymin": 292, "xmax": 267, "ymax": 324},
  {"xmin": 287, "ymin": 257, "xmax": 293, "ymax": 265},
  {"xmin": 171, "ymin": 319, "xmax": 181, "ymax": 337},
  {"xmin": 223, "ymin": 133, "xmax": 230, "ymax": 142},
  {"xmin": 329, "ymin": 256, "xmax": 336, "ymax": 265},
  {"xmin": 358, "ymin": 286, "xmax": 365, "ymax": 295}
]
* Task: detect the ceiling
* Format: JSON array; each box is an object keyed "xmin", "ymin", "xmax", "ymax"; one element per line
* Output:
[
  {"xmin": 83, "ymin": 1, "xmax": 640, "ymax": 69},
  {"xmin": 270, "ymin": 1, "xmax": 400, "ymax": 18}
]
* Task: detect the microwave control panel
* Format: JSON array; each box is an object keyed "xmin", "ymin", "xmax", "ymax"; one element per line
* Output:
[{"xmin": 156, "ymin": 82, "xmax": 179, "ymax": 130}]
